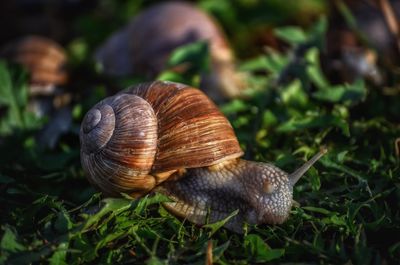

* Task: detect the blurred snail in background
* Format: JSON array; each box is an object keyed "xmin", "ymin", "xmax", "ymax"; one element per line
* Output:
[
  {"xmin": 80, "ymin": 81, "xmax": 326, "ymax": 232},
  {"xmin": 95, "ymin": 1, "xmax": 246, "ymax": 102},
  {"xmin": 324, "ymin": 0, "xmax": 400, "ymax": 85},
  {"xmin": 0, "ymin": 35, "xmax": 71, "ymax": 148},
  {"xmin": 0, "ymin": 35, "xmax": 69, "ymax": 113}
]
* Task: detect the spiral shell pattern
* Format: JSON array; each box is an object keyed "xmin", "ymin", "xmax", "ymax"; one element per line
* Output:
[
  {"xmin": 80, "ymin": 81, "xmax": 243, "ymax": 197},
  {"xmin": 80, "ymin": 93, "xmax": 158, "ymax": 196}
]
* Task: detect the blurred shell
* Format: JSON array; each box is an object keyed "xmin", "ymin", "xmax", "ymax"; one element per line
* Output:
[
  {"xmin": 0, "ymin": 35, "xmax": 72, "ymax": 149},
  {"xmin": 95, "ymin": 1, "xmax": 246, "ymax": 101},
  {"xmin": 80, "ymin": 81, "xmax": 243, "ymax": 197},
  {"xmin": 1, "ymin": 35, "xmax": 68, "ymax": 95}
]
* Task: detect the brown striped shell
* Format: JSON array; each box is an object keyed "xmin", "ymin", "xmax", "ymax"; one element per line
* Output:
[
  {"xmin": 80, "ymin": 81, "xmax": 243, "ymax": 197},
  {"xmin": 0, "ymin": 35, "xmax": 67, "ymax": 94}
]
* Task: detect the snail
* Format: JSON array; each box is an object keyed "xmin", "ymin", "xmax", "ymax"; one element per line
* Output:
[
  {"xmin": 0, "ymin": 35, "xmax": 71, "ymax": 148},
  {"xmin": 95, "ymin": 1, "xmax": 246, "ymax": 102},
  {"xmin": 0, "ymin": 35, "xmax": 69, "ymax": 115},
  {"xmin": 0, "ymin": 35, "xmax": 68, "ymax": 93},
  {"xmin": 80, "ymin": 81, "xmax": 326, "ymax": 232}
]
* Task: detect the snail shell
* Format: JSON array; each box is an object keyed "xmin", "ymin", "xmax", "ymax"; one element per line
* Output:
[
  {"xmin": 0, "ymin": 35, "xmax": 71, "ymax": 148},
  {"xmin": 0, "ymin": 35, "xmax": 68, "ymax": 95},
  {"xmin": 80, "ymin": 81, "xmax": 243, "ymax": 197}
]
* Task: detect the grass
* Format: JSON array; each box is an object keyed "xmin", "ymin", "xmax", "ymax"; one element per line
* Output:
[{"xmin": 0, "ymin": 1, "xmax": 400, "ymax": 264}]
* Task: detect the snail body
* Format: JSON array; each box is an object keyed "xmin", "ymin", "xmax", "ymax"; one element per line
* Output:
[
  {"xmin": 80, "ymin": 81, "xmax": 325, "ymax": 232},
  {"xmin": 159, "ymin": 159, "xmax": 293, "ymax": 231},
  {"xmin": 95, "ymin": 1, "xmax": 245, "ymax": 101}
]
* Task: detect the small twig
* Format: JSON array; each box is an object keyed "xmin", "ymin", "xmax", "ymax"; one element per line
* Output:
[
  {"xmin": 205, "ymin": 240, "xmax": 213, "ymax": 265},
  {"xmin": 395, "ymin": 138, "xmax": 400, "ymax": 157},
  {"xmin": 377, "ymin": 0, "xmax": 400, "ymax": 52}
]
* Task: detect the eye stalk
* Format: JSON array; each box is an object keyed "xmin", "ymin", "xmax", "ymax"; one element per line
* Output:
[{"xmin": 289, "ymin": 147, "xmax": 328, "ymax": 186}]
